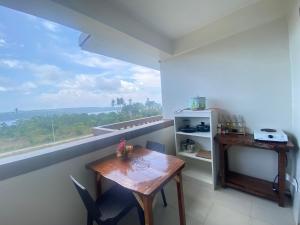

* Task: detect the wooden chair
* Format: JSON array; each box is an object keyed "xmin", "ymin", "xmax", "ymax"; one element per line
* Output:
[
  {"xmin": 146, "ymin": 141, "xmax": 168, "ymax": 207},
  {"xmin": 70, "ymin": 176, "xmax": 144, "ymax": 225}
]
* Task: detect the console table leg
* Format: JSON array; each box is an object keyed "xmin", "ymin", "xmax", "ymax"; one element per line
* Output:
[
  {"xmin": 224, "ymin": 147, "xmax": 229, "ymax": 174},
  {"xmin": 278, "ymin": 148, "xmax": 286, "ymax": 207},
  {"xmin": 220, "ymin": 144, "xmax": 226, "ymax": 187}
]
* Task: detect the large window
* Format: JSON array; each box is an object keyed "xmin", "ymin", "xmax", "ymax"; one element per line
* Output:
[{"xmin": 0, "ymin": 6, "xmax": 162, "ymax": 157}]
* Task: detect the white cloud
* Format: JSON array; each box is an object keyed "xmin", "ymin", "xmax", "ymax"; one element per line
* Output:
[
  {"xmin": 0, "ymin": 59, "xmax": 70, "ymax": 84},
  {"xmin": 25, "ymin": 13, "xmax": 38, "ymax": 21},
  {"xmin": 63, "ymin": 51, "xmax": 130, "ymax": 69},
  {"xmin": 38, "ymin": 66, "xmax": 161, "ymax": 108},
  {"xmin": 47, "ymin": 33, "xmax": 61, "ymax": 42},
  {"xmin": 131, "ymin": 65, "xmax": 161, "ymax": 88},
  {"xmin": 28, "ymin": 64, "xmax": 70, "ymax": 84},
  {"xmin": 120, "ymin": 80, "xmax": 139, "ymax": 92},
  {"xmin": 41, "ymin": 21, "xmax": 60, "ymax": 32},
  {"xmin": 0, "ymin": 58, "xmax": 162, "ymax": 107},
  {"xmin": 0, "ymin": 86, "xmax": 7, "ymax": 92},
  {"xmin": 0, "ymin": 80, "xmax": 36, "ymax": 93},
  {"xmin": 18, "ymin": 81, "xmax": 37, "ymax": 92},
  {"xmin": 39, "ymin": 89, "xmax": 117, "ymax": 108},
  {"xmin": 0, "ymin": 59, "xmax": 21, "ymax": 68},
  {"xmin": 38, "ymin": 88, "xmax": 152, "ymax": 108},
  {"xmin": 129, "ymin": 66, "xmax": 161, "ymax": 103},
  {"xmin": 0, "ymin": 38, "xmax": 6, "ymax": 47},
  {"xmin": 59, "ymin": 74, "xmax": 122, "ymax": 91},
  {"xmin": 0, "ymin": 24, "xmax": 5, "ymax": 39}
]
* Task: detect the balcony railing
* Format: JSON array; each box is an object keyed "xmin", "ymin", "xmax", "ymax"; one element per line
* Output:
[
  {"xmin": 0, "ymin": 116, "xmax": 173, "ymax": 181},
  {"xmin": 93, "ymin": 115, "xmax": 163, "ymax": 135}
]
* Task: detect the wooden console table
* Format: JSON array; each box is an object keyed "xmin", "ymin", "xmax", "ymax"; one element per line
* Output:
[{"xmin": 215, "ymin": 134, "xmax": 294, "ymax": 207}]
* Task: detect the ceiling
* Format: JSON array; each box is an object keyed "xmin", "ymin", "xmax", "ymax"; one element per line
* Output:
[
  {"xmin": 109, "ymin": 0, "xmax": 260, "ymax": 39},
  {"xmin": 0, "ymin": 0, "xmax": 285, "ymax": 69}
]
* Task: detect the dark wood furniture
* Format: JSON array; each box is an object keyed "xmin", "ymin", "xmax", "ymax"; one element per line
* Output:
[
  {"xmin": 215, "ymin": 134, "xmax": 294, "ymax": 207},
  {"xmin": 87, "ymin": 147, "xmax": 186, "ymax": 225},
  {"xmin": 70, "ymin": 176, "xmax": 144, "ymax": 225}
]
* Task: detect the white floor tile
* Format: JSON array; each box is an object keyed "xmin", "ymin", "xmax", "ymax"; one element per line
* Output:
[
  {"xmin": 251, "ymin": 197, "xmax": 294, "ymax": 225},
  {"xmin": 204, "ymin": 204, "xmax": 251, "ymax": 225},
  {"xmin": 188, "ymin": 214, "xmax": 206, "ymax": 225},
  {"xmin": 185, "ymin": 194, "xmax": 213, "ymax": 221},
  {"xmin": 250, "ymin": 218, "xmax": 274, "ymax": 225},
  {"xmin": 119, "ymin": 177, "xmax": 295, "ymax": 225},
  {"xmin": 212, "ymin": 188, "xmax": 253, "ymax": 216},
  {"xmin": 154, "ymin": 204, "xmax": 180, "ymax": 225}
]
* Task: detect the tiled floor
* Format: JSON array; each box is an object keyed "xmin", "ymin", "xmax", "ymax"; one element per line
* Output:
[{"xmin": 120, "ymin": 176, "xmax": 295, "ymax": 225}]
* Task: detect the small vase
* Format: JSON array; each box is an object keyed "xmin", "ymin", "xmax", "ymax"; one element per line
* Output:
[
  {"xmin": 120, "ymin": 152, "xmax": 129, "ymax": 160},
  {"xmin": 117, "ymin": 150, "xmax": 128, "ymax": 160}
]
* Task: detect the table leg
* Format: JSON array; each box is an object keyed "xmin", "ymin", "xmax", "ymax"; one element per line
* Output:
[
  {"xmin": 220, "ymin": 144, "xmax": 226, "ymax": 187},
  {"xmin": 278, "ymin": 148, "xmax": 286, "ymax": 207},
  {"xmin": 176, "ymin": 172, "xmax": 186, "ymax": 225},
  {"xmin": 142, "ymin": 195, "xmax": 153, "ymax": 225},
  {"xmin": 224, "ymin": 146, "xmax": 229, "ymax": 174},
  {"xmin": 95, "ymin": 173, "xmax": 102, "ymax": 198},
  {"xmin": 133, "ymin": 193, "xmax": 144, "ymax": 210}
]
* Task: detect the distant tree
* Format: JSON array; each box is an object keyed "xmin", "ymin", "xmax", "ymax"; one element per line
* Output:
[
  {"xmin": 121, "ymin": 98, "xmax": 125, "ymax": 106},
  {"xmin": 116, "ymin": 97, "xmax": 125, "ymax": 107},
  {"xmin": 145, "ymin": 98, "xmax": 155, "ymax": 108},
  {"xmin": 116, "ymin": 98, "xmax": 121, "ymax": 106},
  {"xmin": 145, "ymin": 98, "xmax": 150, "ymax": 106},
  {"xmin": 0, "ymin": 100, "xmax": 162, "ymax": 154},
  {"xmin": 111, "ymin": 99, "xmax": 115, "ymax": 107},
  {"xmin": 0, "ymin": 122, "xmax": 7, "ymax": 128}
]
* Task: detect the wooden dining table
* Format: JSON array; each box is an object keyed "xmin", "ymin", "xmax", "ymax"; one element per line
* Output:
[{"xmin": 86, "ymin": 146, "xmax": 186, "ymax": 225}]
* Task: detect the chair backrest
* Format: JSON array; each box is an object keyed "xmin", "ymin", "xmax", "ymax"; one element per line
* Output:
[
  {"xmin": 70, "ymin": 176, "xmax": 101, "ymax": 222},
  {"xmin": 146, "ymin": 141, "xmax": 166, "ymax": 154}
]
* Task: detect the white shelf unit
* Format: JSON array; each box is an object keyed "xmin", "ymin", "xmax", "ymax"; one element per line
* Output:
[
  {"xmin": 176, "ymin": 131, "xmax": 211, "ymax": 138},
  {"xmin": 174, "ymin": 110, "xmax": 218, "ymax": 188},
  {"xmin": 177, "ymin": 151, "xmax": 212, "ymax": 162}
]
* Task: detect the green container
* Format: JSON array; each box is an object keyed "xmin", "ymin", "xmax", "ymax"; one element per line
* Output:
[{"xmin": 190, "ymin": 97, "xmax": 206, "ymax": 110}]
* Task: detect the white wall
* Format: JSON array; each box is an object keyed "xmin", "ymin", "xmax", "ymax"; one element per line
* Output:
[
  {"xmin": 161, "ymin": 18, "xmax": 292, "ymax": 181},
  {"xmin": 173, "ymin": 0, "xmax": 286, "ymax": 55},
  {"xmin": 0, "ymin": 126, "xmax": 175, "ymax": 225},
  {"xmin": 288, "ymin": 0, "xmax": 300, "ymax": 223}
]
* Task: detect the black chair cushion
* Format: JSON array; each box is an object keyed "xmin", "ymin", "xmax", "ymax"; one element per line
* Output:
[{"xmin": 96, "ymin": 185, "xmax": 136, "ymax": 222}]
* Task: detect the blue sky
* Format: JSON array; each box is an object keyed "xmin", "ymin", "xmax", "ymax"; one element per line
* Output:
[{"xmin": 0, "ymin": 6, "xmax": 161, "ymax": 112}]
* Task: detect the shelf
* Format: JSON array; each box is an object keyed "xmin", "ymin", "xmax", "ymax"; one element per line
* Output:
[
  {"xmin": 177, "ymin": 151, "xmax": 212, "ymax": 162},
  {"xmin": 174, "ymin": 110, "xmax": 212, "ymax": 118},
  {"xmin": 174, "ymin": 110, "xmax": 217, "ymax": 189},
  {"xmin": 182, "ymin": 166, "xmax": 213, "ymax": 184},
  {"xmin": 225, "ymin": 171, "xmax": 279, "ymax": 202},
  {"xmin": 176, "ymin": 131, "xmax": 211, "ymax": 138}
]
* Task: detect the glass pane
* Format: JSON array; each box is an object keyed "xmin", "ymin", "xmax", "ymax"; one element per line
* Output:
[{"xmin": 0, "ymin": 6, "xmax": 162, "ymax": 157}]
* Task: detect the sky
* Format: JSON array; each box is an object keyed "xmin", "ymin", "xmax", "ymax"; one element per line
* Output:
[{"xmin": 0, "ymin": 6, "xmax": 161, "ymax": 112}]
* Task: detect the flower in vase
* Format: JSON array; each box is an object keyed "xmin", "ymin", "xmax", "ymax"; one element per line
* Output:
[{"xmin": 117, "ymin": 138, "xmax": 127, "ymax": 157}]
